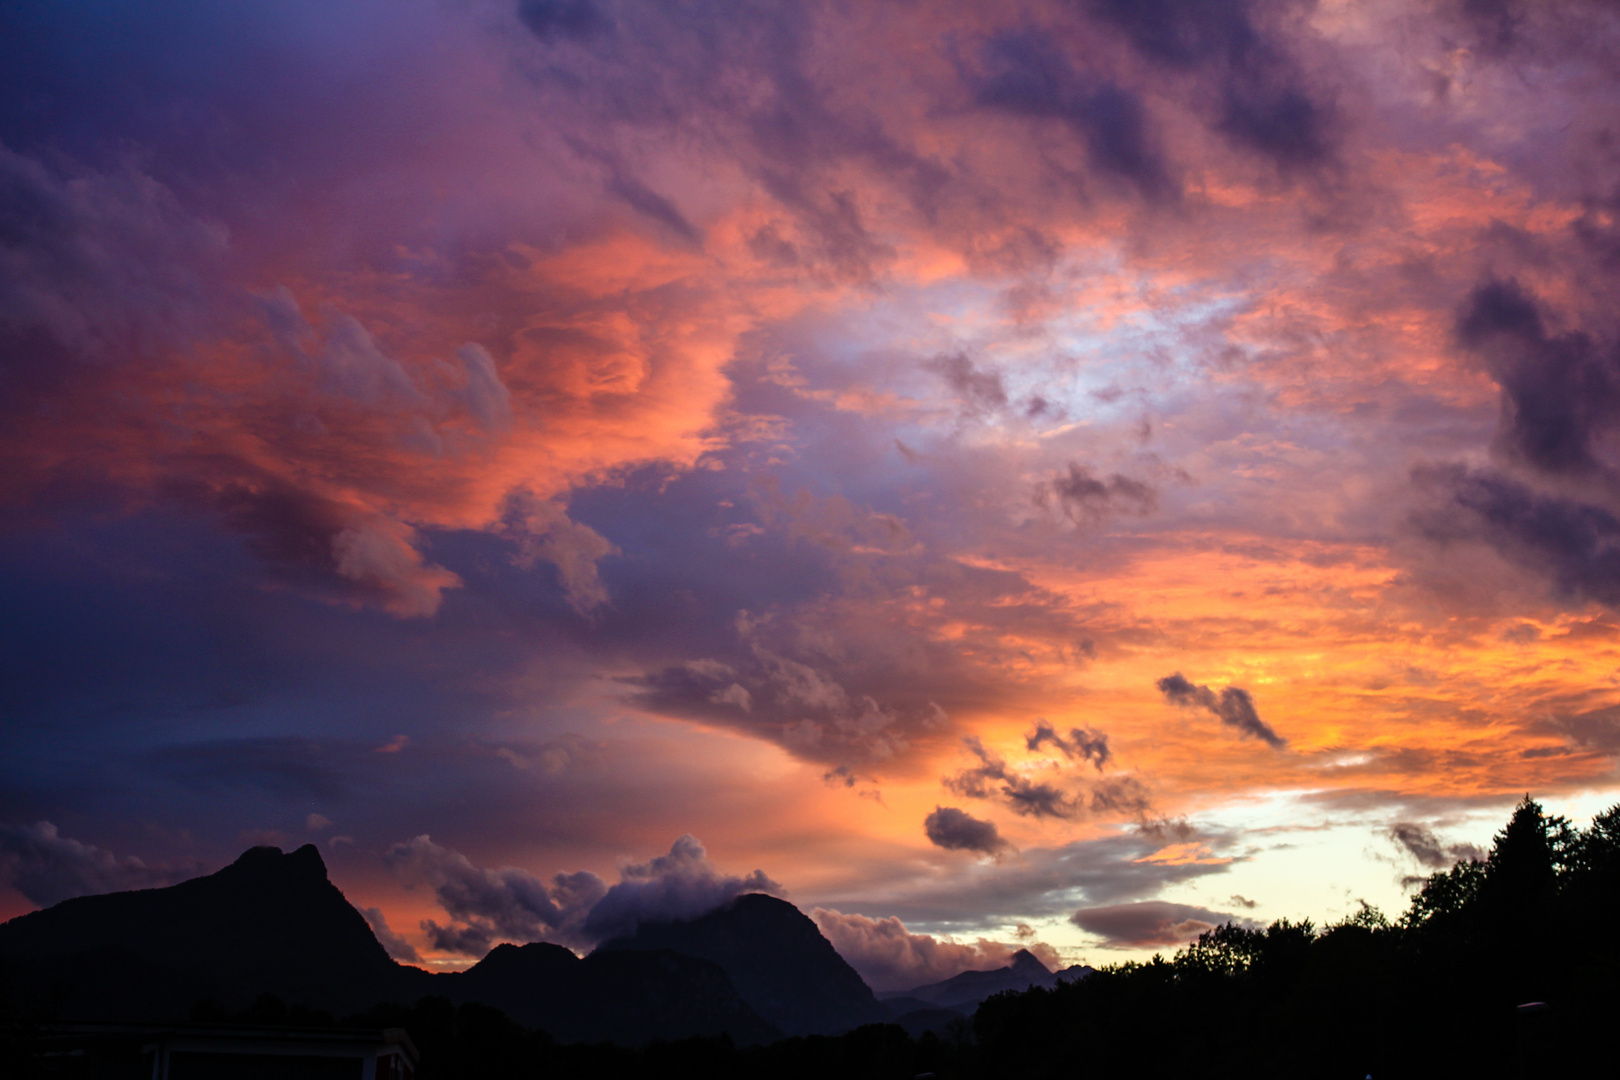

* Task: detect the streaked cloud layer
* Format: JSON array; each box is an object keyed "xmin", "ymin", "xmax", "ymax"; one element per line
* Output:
[{"xmin": 3, "ymin": 0, "xmax": 1618, "ymax": 976}]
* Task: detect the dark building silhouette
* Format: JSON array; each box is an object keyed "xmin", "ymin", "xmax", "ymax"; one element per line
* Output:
[{"xmin": 29, "ymin": 1022, "xmax": 416, "ymax": 1080}]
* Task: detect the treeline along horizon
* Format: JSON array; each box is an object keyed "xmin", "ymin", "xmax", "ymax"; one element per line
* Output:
[{"xmin": 6, "ymin": 796, "xmax": 1614, "ymax": 1079}]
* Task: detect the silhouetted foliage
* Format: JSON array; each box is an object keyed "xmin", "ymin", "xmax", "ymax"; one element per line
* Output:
[
  {"xmin": 971, "ymin": 795, "xmax": 1618, "ymax": 1080},
  {"xmin": 5, "ymin": 798, "xmax": 1614, "ymax": 1078},
  {"xmin": 307, "ymin": 797, "xmax": 1620, "ymax": 1078}
]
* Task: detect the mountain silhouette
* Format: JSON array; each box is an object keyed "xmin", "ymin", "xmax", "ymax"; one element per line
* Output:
[
  {"xmin": 596, "ymin": 893, "xmax": 891, "ymax": 1036},
  {"xmin": 879, "ymin": 949, "xmax": 1092, "ymax": 1013},
  {"xmin": 0, "ymin": 846, "xmax": 839, "ymax": 1045},
  {"xmin": 443, "ymin": 940, "xmax": 780, "ymax": 1045},
  {"xmin": 0, "ymin": 844, "xmax": 401, "ymax": 1017}
]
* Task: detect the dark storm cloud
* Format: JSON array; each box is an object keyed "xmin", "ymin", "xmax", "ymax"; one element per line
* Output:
[
  {"xmin": 1416, "ymin": 464, "xmax": 1620, "ymax": 609},
  {"xmin": 605, "ymin": 170, "xmax": 699, "ymax": 239},
  {"xmin": 824, "ymin": 765, "xmax": 857, "ymax": 789},
  {"xmin": 608, "ymin": 478, "xmax": 1061, "ymax": 767},
  {"xmin": 258, "ymin": 290, "xmax": 432, "ymax": 413},
  {"xmin": 386, "ymin": 834, "xmax": 605, "ymax": 955},
  {"xmin": 0, "ymin": 148, "xmax": 479, "ymax": 620},
  {"xmin": 1089, "ymin": 775, "xmax": 1153, "ymax": 816},
  {"xmin": 944, "ymin": 736, "xmax": 1081, "ymax": 819},
  {"xmin": 0, "ymin": 7, "xmax": 520, "ymax": 623},
  {"xmin": 810, "ymin": 908, "xmax": 1059, "ymax": 991},
  {"xmin": 0, "ymin": 426, "xmax": 1087, "ymax": 855},
  {"xmin": 5, "ymin": 0, "xmax": 1617, "ymax": 958},
  {"xmin": 188, "ymin": 478, "xmax": 452, "ymax": 622},
  {"xmin": 0, "ymin": 142, "xmax": 227, "ymax": 403},
  {"xmin": 517, "ymin": 0, "xmax": 613, "ymax": 42},
  {"xmin": 1156, "ymin": 673, "xmax": 1287, "ymax": 748},
  {"xmin": 1456, "ymin": 278, "xmax": 1620, "ymax": 479},
  {"xmin": 924, "ymin": 805, "xmax": 1008, "ymax": 854},
  {"xmin": 1388, "ymin": 822, "xmax": 1485, "ymax": 869},
  {"xmin": 1137, "ymin": 817, "xmax": 1198, "ymax": 845},
  {"xmin": 1576, "ymin": 213, "xmax": 1620, "ymax": 275},
  {"xmin": 971, "ymin": 30, "xmax": 1175, "ymax": 200},
  {"xmin": 561, "ymin": 136, "xmax": 700, "ymax": 240},
  {"xmin": 1087, "ymin": 0, "xmax": 1336, "ymax": 169},
  {"xmin": 389, "ymin": 833, "xmax": 775, "ymax": 954},
  {"xmin": 361, "ymin": 906, "xmax": 423, "ymax": 963},
  {"xmin": 927, "ymin": 352, "xmax": 1009, "ymax": 415},
  {"xmin": 0, "ymin": 821, "xmax": 201, "ymax": 907},
  {"xmin": 1036, "ymin": 462, "xmax": 1158, "ymax": 526},
  {"xmin": 514, "ymin": 0, "xmax": 941, "ymax": 280},
  {"xmin": 0, "ymin": 510, "xmax": 585, "ymax": 855},
  {"xmin": 424, "ymin": 921, "xmax": 496, "ymax": 956},
  {"xmin": 175, "ymin": 470, "xmax": 371, "ymax": 591},
  {"xmin": 1528, "ymin": 702, "xmax": 1620, "ymax": 754},
  {"xmin": 1088, "ymin": 0, "xmax": 1253, "ymax": 68},
  {"xmin": 580, "ymin": 834, "xmax": 780, "ymax": 941},
  {"xmin": 149, "ymin": 737, "xmax": 346, "ymax": 800},
  {"xmin": 626, "ymin": 649, "xmax": 933, "ymax": 768},
  {"xmin": 1026, "ymin": 719, "xmax": 1111, "ymax": 771},
  {"xmin": 1216, "ymin": 60, "xmax": 1333, "ymax": 170},
  {"xmin": 943, "ymin": 731, "xmax": 1154, "ymax": 823},
  {"xmin": 823, "ymin": 822, "xmax": 1243, "ymax": 935},
  {"xmin": 1070, "ymin": 899, "xmax": 1256, "ymax": 948},
  {"xmin": 1411, "ymin": 272, "xmax": 1620, "ymax": 610},
  {"xmin": 1457, "ymin": 0, "xmax": 1524, "ymax": 55}
]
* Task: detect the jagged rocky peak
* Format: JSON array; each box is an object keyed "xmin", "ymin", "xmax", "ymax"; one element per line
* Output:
[
  {"xmin": 201, "ymin": 844, "xmax": 336, "ymax": 899},
  {"xmin": 1007, "ymin": 948, "xmax": 1053, "ymax": 977},
  {"xmin": 599, "ymin": 892, "xmax": 891, "ymax": 1036},
  {"xmin": 225, "ymin": 843, "xmax": 330, "ymax": 879}
]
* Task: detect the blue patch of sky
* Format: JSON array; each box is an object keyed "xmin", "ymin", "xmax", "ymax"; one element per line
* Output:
[{"xmin": 778, "ymin": 269, "xmax": 1254, "ymax": 453}]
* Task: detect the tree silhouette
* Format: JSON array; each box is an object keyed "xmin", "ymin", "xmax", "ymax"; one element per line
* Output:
[
  {"xmin": 969, "ymin": 796, "xmax": 1620, "ymax": 1080},
  {"xmin": 9, "ymin": 797, "xmax": 1617, "ymax": 1080}
]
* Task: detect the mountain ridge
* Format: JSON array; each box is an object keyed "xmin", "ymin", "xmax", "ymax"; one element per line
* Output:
[
  {"xmin": 441, "ymin": 940, "xmax": 781, "ymax": 1044},
  {"xmin": 0, "ymin": 844, "xmax": 400, "ymax": 1016},
  {"xmin": 0, "ymin": 846, "xmax": 866, "ymax": 1044},
  {"xmin": 878, "ymin": 947, "xmax": 1093, "ymax": 1012},
  {"xmin": 596, "ymin": 892, "xmax": 892, "ymax": 1036}
]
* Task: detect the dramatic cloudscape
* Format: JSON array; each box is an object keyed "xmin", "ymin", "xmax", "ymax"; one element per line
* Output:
[{"xmin": 4, "ymin": 0, "xmax": 1619, "ymax": 982}]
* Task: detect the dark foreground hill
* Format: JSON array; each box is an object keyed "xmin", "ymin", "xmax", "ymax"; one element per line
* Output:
[
  {"xmin": 442, "ymin": 940, "xmax": 779, "ymax": 1045},
  {"xmin": 0, "ymin": 844, "xmax": 779, "ymax": 1045},
  {"xmin": 598, "ymin": 893, "xmax": 891, "ymax": 1035},
  {"xmin": 0, "ymin": 844, "xmax": 402, "ymax": 1018}
]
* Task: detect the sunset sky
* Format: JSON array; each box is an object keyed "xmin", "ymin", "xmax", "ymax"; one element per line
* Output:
[{"xmin": 3, "ymin": 0, "xmax": 1620, "ymax": 987}]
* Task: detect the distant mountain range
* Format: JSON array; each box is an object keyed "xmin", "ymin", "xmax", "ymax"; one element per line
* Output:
[
  {"xmin": 0, "ymin": 844, "xmax": 1083, "ymax": 1045},
  {"xmin": 879, "ymin": 948, "xmax": 1093, "ymax": 1015}
]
